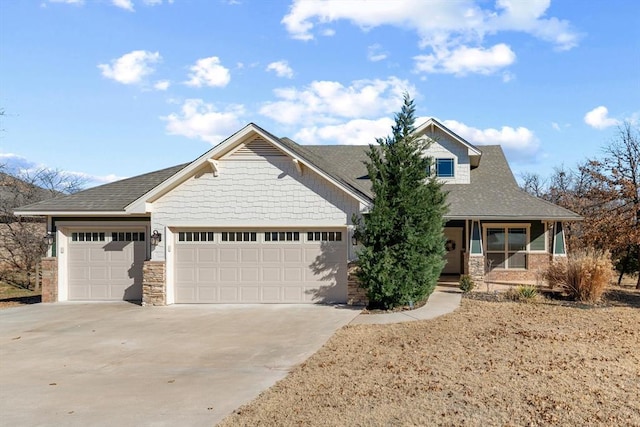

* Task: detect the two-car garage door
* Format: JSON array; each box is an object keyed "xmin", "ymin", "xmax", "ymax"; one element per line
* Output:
[{"xmin": 174, "ymin": 229, "xmax": 347, "ymax": 303}]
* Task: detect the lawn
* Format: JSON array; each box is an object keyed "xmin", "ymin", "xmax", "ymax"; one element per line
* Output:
[
  {"xmin": 220, "ymin": 284, "xmax": 640, "ymax": 426},
  {"xmin": 0, "ymin": 281, "xmax": 41, "ymax": 308}
]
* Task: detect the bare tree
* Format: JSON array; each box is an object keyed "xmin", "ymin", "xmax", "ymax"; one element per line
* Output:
[
  {"xmin": 579, "ymin": 122, "xmax": 640, "ymax": 288},
  {"xmin": 520, "ymin": 172, "xmax": 547, "ymax": 198},
  {"xmin": 0, "ymin": 166, "xmax": 86, "ymax": 287}
]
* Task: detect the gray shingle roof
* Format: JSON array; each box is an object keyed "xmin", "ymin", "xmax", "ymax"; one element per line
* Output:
[
  {"xmin": 15, "ymin": 137, "xmax": 580, "ymax": 220},
  {"xmin": 302, "ymin": 144, "xmax": 581, "ymax": 220},
  {"xmin": 16, "ymin": 163, "xmax": 188, "ymax": 212}
]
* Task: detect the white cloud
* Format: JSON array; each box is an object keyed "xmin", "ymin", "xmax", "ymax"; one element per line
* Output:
[
  {"xmin": 414, "ymin": 43, "xmax": 516, "ymax": 75},
  {"xmin": 184, "ymin": 57, "xmax": 231, "ymax": 88},
  {"xmin": 442, "ymin": 119, "xmax": 540, "ymax": 159},
  {"xmin": 294, "ymin": 118, "xmax": 395, "ymax": 145},
  {"xmin": 282, "ymin": 0, "xmax": 580, "ymax": 76},
  {"xmin": 98, "ymin": 50, "xmax": 161, "ymax": 85},
  {"xmin": 162, "ymin": 99, "xmax": 245, "ymax": 144},
  {"xmin": 584, "ymin": 106, "xmax": 620, "ymax": 130},
  {"xmin": 266, "ymin": 61, "xmax": 294, "ymax": 78},
  {"xmin": 112, "ymin": 0, "xmax": 134, "ymax": 12},
  {"xmin": 367, "ymin": 44, "xmax": 388, "ymax": 62},
  {"xmin": 154, "ymin": 80, "xmax": 170, "ymax": 91},
  {"xmin": 259, "ymin": 77, "xmax": 415, "ymax": 126},
  {"xmin": 551, "ymin": 122, "xmax": 560, "ymax": 131}
]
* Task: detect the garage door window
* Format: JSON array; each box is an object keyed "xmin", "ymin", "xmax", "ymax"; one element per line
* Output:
[
  {"xmin": 178, "ymin": 231, "xmax": 215, "ymax": 242},
  {"xmin": 71, "ymin": 232, "xmax": 106, "ymax": 242},
  {"xmin": 222, "ymin": 231, "xmax": 257, "ymax": 242},
  {"xmin": 112, "ymin": 232, "xmax": 145, "ymax": 242},
  {"xmin": 307, "ymin": 231, "xmax": 342, "ymax": 242},
  {"xmin": 264, "ymin": 231, "xmax": 300, "ymax": 242}
]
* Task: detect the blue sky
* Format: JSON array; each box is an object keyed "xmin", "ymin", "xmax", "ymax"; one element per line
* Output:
[{"xmin": 1, "ymin": 0, "xmax": 638, "ymax": 188}]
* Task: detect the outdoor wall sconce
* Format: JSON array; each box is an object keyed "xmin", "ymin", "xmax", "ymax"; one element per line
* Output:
[
  {"xmin": 150, "ymin": 230, "xmax": 162, "ymax": 245},
  {"xmin": 351, "ymin": 236, "xmax": 358, "ymax": 246},
  {"xmin": 43, "ymin": 231, "xmax": 55, "ymax": 246}
]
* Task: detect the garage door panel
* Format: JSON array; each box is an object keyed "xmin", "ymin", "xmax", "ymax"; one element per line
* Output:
[
  {"xmin": 197, "ymin": 286, "xmax": 217, "ymax": 302},
  {"xmin": 262, "ymin": 267, "xmax": 280, "ymax": 281},
  {"xmin": 283, "ymin": 248, "xmax": 302, "ymax": 263},
  {"xmin": 197, "ymin": 267, "xmax": 217, "ymax": 282},
  {"xmin": 240, "ymin": 286, "xmax": 260, "ymax": 302},
  {"xmin": 219, "ymin": 287, "xmax": 238, "ymax": 301},
  {"xmin": 219, "ymin": 249, "xmax": 238, "ymax": 262},
  {"xmin": 174, "ymin": 230, "xmax": 347, "ymax": 303},
  {"xmin": 262, "ymin": 248, "xmax": 280, "ymax": 262},
  {"xmin": 176, "ymin": 248, "xmax": 196, "ymax": 263},
  {"xmin": 283, "ymin": 268, "xmax": 302, "ymax": 282},
  {"xmin": 240, "ymin": 267, "xmax": 259, "ymax": 282},
  {"xmin": 240, "ymin": 248, "xmax": 259, "ymax": 262},
  {"xmin": 197, "ymin": 248, "xmax": 217, "ymax": 263},
  {"xmin": 219, "ymin": 268, "xmax": 238, "ymax": 282},
  {"xmin": 283, "ymin": 286, "xmax": 302, "ymax": 302}
]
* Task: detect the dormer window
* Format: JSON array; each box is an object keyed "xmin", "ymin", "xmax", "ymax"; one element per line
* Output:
[{"xmin": 430, "ymin": 158, "xmax": 454, "ymax": 178}]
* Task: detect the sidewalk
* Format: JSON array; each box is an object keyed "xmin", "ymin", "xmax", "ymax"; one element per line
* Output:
[{"xmin": 349, "ymin": 289, "xmax": 462, "ymax": 325}]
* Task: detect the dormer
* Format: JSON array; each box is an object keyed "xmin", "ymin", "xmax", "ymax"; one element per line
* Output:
[{"xmin": 414, "ymin": 118, "xmax": 481, "ymax": 184}]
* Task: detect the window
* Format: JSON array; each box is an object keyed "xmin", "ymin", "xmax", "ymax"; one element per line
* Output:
[
  {"xmin": 112, "ymin": 232, "xmax": 145, "ymax": 242},
  {"xmin": 178, "ymin": 231, "xmax": 215, "ymax": 242},
  {"xmin": 485, "ymin": 227, "xmax": 528, "ymax": 269},
  {"xmin": 221, "ymin": 231, "xmax": 257, "ymax": 242},
  {"xmin": 71, "ymin": 232, "xmax": 106, "ymax": 242},
  {"xmin": 264, "ymin": 231, "xmax": 300, "ymax": 242},
  {"xmin": 435, "ymin": 158, "xmax": 454, "ymax": 178},
  {"xmin": 307, "ymin": 231, "xmax": 342, "ymax": 242}
]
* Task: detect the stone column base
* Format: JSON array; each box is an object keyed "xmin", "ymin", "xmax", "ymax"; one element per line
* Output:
[
  {"xmin": 468, "ymin": 255, "xmax": 485, "ymax": 288},
  {"xmin": 40, "ymin": 257, "xmax": 58, "ymax": 303},
  {"xmin": 347, "ymin": 262, "xmax": 368, "ymax": 306},
  {"xmin": 142, "ymin": 261, "xmax": 166, "ymax": 306}
]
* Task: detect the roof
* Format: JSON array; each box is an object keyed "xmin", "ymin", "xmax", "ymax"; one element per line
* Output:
[
  {"xmin": 15, "ymin": 130, "xmax": 580, "ymax": 221},
  {"xmin": 15, "ymin": 163, "xmax": 188, "ymax": 213}
]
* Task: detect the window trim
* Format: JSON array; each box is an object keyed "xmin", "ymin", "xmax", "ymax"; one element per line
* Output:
[
  {"xmin": 435, "ymin": 158, "xmax": 455, "ymax": 178},
  {"xmin": 482, "ymin": 223, "xmax": 530, "ymax": 270}
]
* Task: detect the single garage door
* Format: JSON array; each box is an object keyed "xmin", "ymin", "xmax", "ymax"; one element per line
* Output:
[
  {"xmin": 174, "ymin": 229, "xmax": 347, "ymax": 303},
  {"xmin": 68, "ymin": 230, "xmax": 146, "ymax": 301}
]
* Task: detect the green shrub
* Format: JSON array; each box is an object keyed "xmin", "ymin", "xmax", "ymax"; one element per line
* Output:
[
  {"xmin": 459, "ymin": 275, "xmax": 475, "ymax": 293},
  {"xmin": 545, "ymin": 249, "xmax": 614, "ymax": 303},
  {"xmin": 516, "ymin": 285, "xmax": 538, "ymax": 301}
]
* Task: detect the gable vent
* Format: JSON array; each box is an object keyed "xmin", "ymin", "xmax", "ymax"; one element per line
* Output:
[{"xmin": 228, "ymin": 137, "xmax": 286, "ymax": 159}]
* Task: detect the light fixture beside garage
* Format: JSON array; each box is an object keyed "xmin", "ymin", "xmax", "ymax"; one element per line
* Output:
[
  {"xmin": 150, "ymin": 230, "xmax": 162, "ymax": 245},
  {"xmin": 43, "ymin": 231, "xmax": 55, "ymax": 246}
]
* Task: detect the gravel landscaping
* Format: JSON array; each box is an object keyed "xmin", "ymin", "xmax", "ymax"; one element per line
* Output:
[{"xmin": 220, "ymin": 284, "xmax": 640, "ymax": 426}]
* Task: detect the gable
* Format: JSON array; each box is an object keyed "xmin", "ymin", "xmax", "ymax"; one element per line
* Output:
[{"xmin": 221, "ymin": 137, "xmax": 287, "ymax": 160}]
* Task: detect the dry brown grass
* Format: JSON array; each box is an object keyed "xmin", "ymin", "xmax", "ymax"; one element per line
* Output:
[{"xmin": 220, "ymin": 285, "xmax": 640, "ymax": 427}]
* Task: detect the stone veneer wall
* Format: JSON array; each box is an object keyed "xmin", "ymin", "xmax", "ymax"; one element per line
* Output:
[
  {"xmin": 142, "ymin": 261, "xmax": 166, "ymax": 306},
  {"xmin": 347, "ymin": 262, "xmax": 368, "ymax": 306},
  {"xmin": 40, "ymin": 257, "xmax": 58, "ymax": 303}
]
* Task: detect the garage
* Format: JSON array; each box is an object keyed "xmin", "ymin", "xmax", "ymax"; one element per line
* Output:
[
  {"xmin": 67, "ymin": 230, "xmax": 146, "ymax": 301},
  {"xmin": 174, "ymin": 229, "xmax": 348, "ymax": 303}
]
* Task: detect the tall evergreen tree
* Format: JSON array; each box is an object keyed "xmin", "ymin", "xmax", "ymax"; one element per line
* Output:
[{"xmin": 356, "ymin": 94, "xmax": 447, "ymax": 309}]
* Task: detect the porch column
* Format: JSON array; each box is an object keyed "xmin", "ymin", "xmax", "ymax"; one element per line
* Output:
[
  {"xmin": 468, "ymin": 219, "xmax": 485, "ymax": 286},
  {"xmin": 552, "ymin": 221, "xmax": 567, "ymax": 258}
]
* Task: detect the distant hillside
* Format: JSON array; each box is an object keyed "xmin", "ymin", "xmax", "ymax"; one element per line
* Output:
[{"xmin": 0, "ymin": 172, "xmax": 53, "ymax": 221}]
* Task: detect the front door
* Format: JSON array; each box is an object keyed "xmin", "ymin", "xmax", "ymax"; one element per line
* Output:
[{"xmin": 443, "ymin": 228, "xmax": 462, "ymax": 274}]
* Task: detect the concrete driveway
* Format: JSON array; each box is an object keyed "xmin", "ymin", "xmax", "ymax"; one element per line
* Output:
[{"xmin": 0, "ymin": 302, "xmax": 360, "ymax": 426}]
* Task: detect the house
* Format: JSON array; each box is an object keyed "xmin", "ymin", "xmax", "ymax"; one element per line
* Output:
[{"xmin": 15, "ymin": 119, "xmax": 580, "ymax": 305}]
